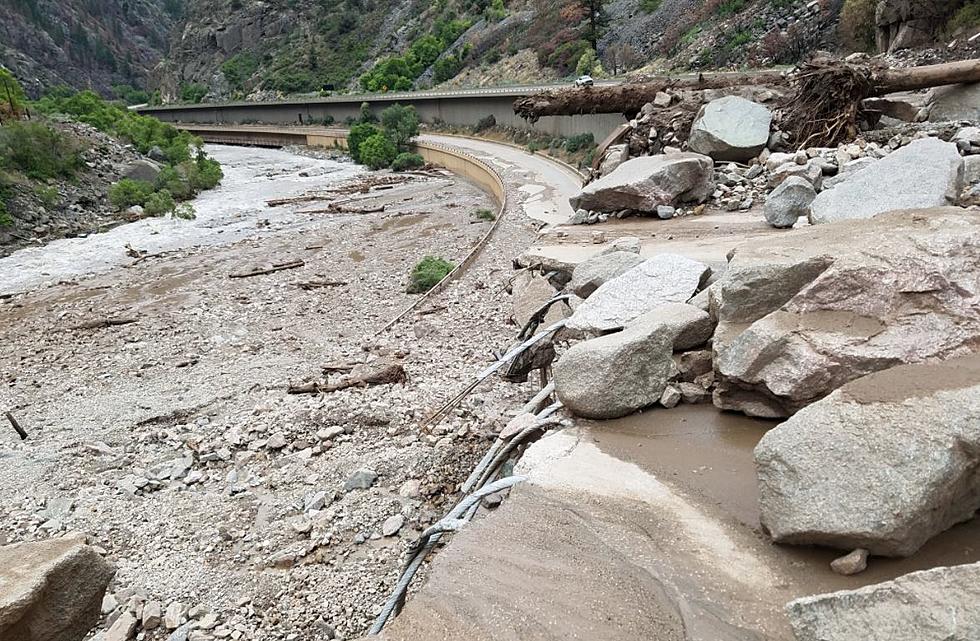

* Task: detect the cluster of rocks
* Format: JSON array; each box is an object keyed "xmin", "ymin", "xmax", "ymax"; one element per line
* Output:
[{"xmin": 580, "ymin": 85, "xmax": 980, "ymax": 229}]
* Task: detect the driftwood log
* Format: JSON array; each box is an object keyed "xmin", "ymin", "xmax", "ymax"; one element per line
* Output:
[
  {"xmin": 229, "ymin": 260, "xmax": 304, "ymax": 279},
  {"xmin": 514, "ymin": 59, "xmax": 980, "ymax": 147}
]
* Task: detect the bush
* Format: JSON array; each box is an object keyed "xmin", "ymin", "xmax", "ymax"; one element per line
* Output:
[
  {"xmin": 576, "ymin": 48, "xmax": 600, "ymax": 76},
  {"xmin": 359, "ymin": 133, "xmax": 398, "ymax": 170},
  {"xmin": 0, "ymin": 121, "xmax": 84, "ymax": 180},
  {"xmin": 143, "ymin": 189, "xmax": 176, "ymax": 216},
  {"xmin": 640, "ymin": 0, "xmax": 663, "ymax": 12},
  {"xmin": 407, "ymin": 256, "xmax": 454, "ymax": 294},
  {"xmin": 947, "ymin": 1, "xmax": 980, "ymax": 34},
  {"xmin": 109, "ymin": 179, "xmax": 155, "ymax": 210},
  {"xmin": 35, "ymin": 185, "xmax": 59, "ymax": 207},
  {"xmin": 0, "ymin": 68, "xmax": 27, "ymax": 116},
  {"xmin": 475, "ymin": 208, "xmax": 496, "ymax": 221},
  {"xmin": 717, "ymin": 0, "xmax": 747, "ymax": 16},
  {"xmin": 839, "ymin": 0, "xmax": 877, "ymax": 51},
  {"xmin": 474, "ymin": 114, "xmax": 496, "ymax": 132},
  {"xmin": 390, "ymin": 152, "xmax": 425, "ymax": 171},
  {"xmin": 180, "ymin": 84, "xmax": 208, "ymax": 104},
  {"xmin": 380, "ymin": 104, "xmax": 420, "ymax": 150},
  {"xmin": 347, "ymin": 123, "xmax": 380, "ymax": 163},
  {"xmin": 564, "ymin": 133, "xmax": 595, "ymax": 153},
  {"xmin": 111, "ymin": 84, "xmax": 150, "ymax": 105},
  {"xmin": 221, "ymin": 53, "xmax": 260, "ymax": 90}
]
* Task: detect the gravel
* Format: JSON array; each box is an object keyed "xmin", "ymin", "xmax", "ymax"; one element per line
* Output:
[{"xmin": 0, "ymin": 143, "xmax": 546, "ymax": 640}]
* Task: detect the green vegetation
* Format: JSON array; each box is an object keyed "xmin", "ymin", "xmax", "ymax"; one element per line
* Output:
[
  {"xmin": 575, "ymin": 48, "xmax": 603, "ymax": 76},
  {"xmin": 347, "ymin": 104, "xmax": 421, "ymax": 171},
  {"xmin": 717, "ymin": 0, "xmax": 747, "ymax": 16},
  {"xmin": 347, "ymin": 123, "xmax": 380, "ymax": 164},
  {"xmin": 390, "ymin": 152, "xmax": 425, "ymax": 171},
  {"xmin": 0, "ymin": 121, "xmax": 83, "ymax": 180},
  {"xmin": 34, "ymin": 89, "xmax": 223, "ymax": 216},
  {"xmin": 360, "ymin": 18, "xmax": 472, "ymax": 91},
  {"xmin": 221, "ymin": 53, "xmax": 261, "ymax": 92},
  {"xmin": 640, "ymin": 0, "xmax": 663, "ymax": 12},
  {"xmin": 839, "ymin": 0, "xmax": 877, "ymax": 51},
  {"xmin": 475, "ymin": 208, "xmax": 496, "ymax": 221},
  {"xmin": 179, "ymin": 83, "xmax": 208, "ymax": 104},
  {"xmin": 947, "ymin": 1, "xmax": 980, "ymax": 34},
  {"xmin": 380, "ymin": 103, "xmax": 420, "ymax": 150},
  {"xmin": 35, "ymin": 185, "xmax": 59, "ymax": 208},
  {"xmin": 0, "ymin": 67, "xmax": 28, "ymax": 116},
  {"xmin": 359, "ymin": 133, "xmax": 398, "ymax": 170},
  {"xmin": 111, "ymin": 84, "xmax": 150, "ymax": 105},
  {"xmin": 407, "ymin": 256, "xmax": 454, "ymax": 294},
  {"xmin": 109, "ymin": 178, "xmax": 155, "ymax": 210},
  {"xmin": 563, "ymin": 133, "xmax": 595, "ymax": 153}
]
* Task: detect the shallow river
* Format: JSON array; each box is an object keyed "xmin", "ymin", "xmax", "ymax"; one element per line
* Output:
[{"xmin": 0, "ymin": 145, "xmax": 363, "ymax": 296}]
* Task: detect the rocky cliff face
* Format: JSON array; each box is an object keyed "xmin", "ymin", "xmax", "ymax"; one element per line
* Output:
[{"xmin": 0, "ymin": 0, "xmax": 181, "ymax": 97}]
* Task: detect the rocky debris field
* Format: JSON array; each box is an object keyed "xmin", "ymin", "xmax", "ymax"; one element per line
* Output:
[{"xmin": 0, "ymin": 150, "xmax": 548, "ymax": 641}]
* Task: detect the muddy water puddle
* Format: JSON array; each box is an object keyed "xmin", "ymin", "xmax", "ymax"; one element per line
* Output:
[{"xmin": 589, "ymin": 404, "xmax": 980, "ymax": 594}]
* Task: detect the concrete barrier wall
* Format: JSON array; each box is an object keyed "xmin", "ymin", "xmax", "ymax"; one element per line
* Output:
[{"xmin": 142, "ymin": 95, "xmax": 627, "ymax": 142}]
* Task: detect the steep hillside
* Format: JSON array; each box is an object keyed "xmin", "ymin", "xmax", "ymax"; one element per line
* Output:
[{"xmin": 0, "ymin": 0, "xmax": 182, "ymax": 98}]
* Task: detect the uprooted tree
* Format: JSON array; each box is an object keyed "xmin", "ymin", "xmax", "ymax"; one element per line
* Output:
[{"xmin": 514, "ymin": 58, "xmax": 980, "ymax": 148}]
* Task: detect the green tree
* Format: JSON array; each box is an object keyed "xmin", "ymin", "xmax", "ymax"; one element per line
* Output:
[
  {"xmin": 0, "ymin": 68, "xmax": 27, "ymax": 117},
  {"xmin": 380, "ymin": 104, "xmax": 419, "ymax": 151},
  {"xmin": 358, "ymin": 133, "xmax": 397, "ymax": 170},
  {"xmin": 347, "ymin": 123, "xmax": 380, "ymax": 163},
  {"xmin": 575, "ymin": 48, "xmax": 599, "ymax": 76},
  {"xmin": 579, "ymin": 0, "xmax": 608, "ymax": 51}
]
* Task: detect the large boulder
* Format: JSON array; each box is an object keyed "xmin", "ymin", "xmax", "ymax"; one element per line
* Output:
[
  {"xmin": 711, "ymin": 208, "xmax": 980, "ymax": 417},
  {"xmin": 763, "ymin": 176, "xmax": 816, "ymax": 228},
  {"xmin": 925, "ymin": 82, "xmax": 980, "ymax": 123},
  {"xmin": 122, "ymin": 159, "xmax": 163, "ymax": 183},
  {"xmin": 688, "ymin": 96, "xmax": 772, "ymax": 162},
  {"xmin": 567, "ymin": 254, "xmax": 710, "ymax": 334},
  {"xmin": 0, "ymin": 537, "xmax": 115, "ymax": 641},
  {"xmin": 809, "ymin": 138, "xmax": 963, "ymax": 225},
  {"xmin": 569, "ymin": 250, "xmax": 645, "ymax": 299},
  {"xmin": 511, "ymin": 271, "xmax": 568, "ymax": 328},
  {"xmin": 755, "ymin": 354, "xmax": 980, "ymax": 557},
  {"xmin": 555, "ymin": 303, "xmax": 711, "ymax": 419},
  {"xmin": 788, "ymin": 562, "xmax": 980, "ymax": 641},
  {"xmin": 569, "ymin": 154, "xmax": 714, "ymax": 214}
]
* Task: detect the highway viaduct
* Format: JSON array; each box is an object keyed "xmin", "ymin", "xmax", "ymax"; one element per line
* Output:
[{"xmin": 137, "ymin": 84, "xmax": 628, "ymax": 142}]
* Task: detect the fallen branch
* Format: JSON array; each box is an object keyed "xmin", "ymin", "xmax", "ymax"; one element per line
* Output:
[
  {"xmin": 288, "ymin": 362, "xmax": 407, "ymax": 395},
  {"xmin": 72, "ymin": 318, "xmax": 138, "ymax": 330},
  {"xmin": 296, "ymin": 280, "xmax": 347, "ymax": 290},
  {"xmin": 301, "ymin": 203, "xmax": 385, "ymax": 215},
  {"xmin": 229, "ymin": 260, "xmax": 305, "ymax": 279},
  {"xmin": 5, "ymin": 412, "xmax": 27, "ymax": 440}
]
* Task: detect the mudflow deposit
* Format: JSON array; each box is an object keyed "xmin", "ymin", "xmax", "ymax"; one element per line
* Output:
[{"xmin": 3, "ymin": 20, "xmax": 980, "ymax": 641}]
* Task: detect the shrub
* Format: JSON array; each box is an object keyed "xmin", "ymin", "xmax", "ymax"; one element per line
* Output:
[
  {"xmin": 475, "ymin": 208, "xmax": 496, "ymax": 221},
  {"xmin": 564, "ymin": 133, "xmax": 595, "ymax": 153},
  {"xmin": 111, "ymin": 84, "xmax": 150, "ymax": 105},
  {"xmin": 359, "ymin": 133, "xmax": 398, "ymax": 170},
  {"xmin": 474, "ymin": 114, "xmax": 496, "ymax": 132},
  {"xmin": 407, "ymin": 256, "xmax": 454, "ymax": 293},
  {"xmin": 380, "ymin": 104, "xmax": 420, "ymax": 150},
  {"xmin": 717, "ymin": 0, "xmax": 747, "ymax": 16},
  {"xmin": 640, "ymin": 0, "xmax": 663, "ymax": 11},
  {"xmin": 0, "ymin": 68, "xmax": 27, "ymax": 116},
  {"xmin": 576, "ymin": 48, "xmax": 600, "ymax": 76},
  {"xmin": 0, "ymin": 203, "xmax": 11, "ymax": 227},
  {"xmin": 143, "ymin": 189, "xmax": 176, "ymax": 216},
  {"xmin": 947, "ymin": 1, "xmax": 980, "ymax": 34},
  {"xmin": 0, "ymin": 121, "xmax": 84, "ymax": 180},
  {"xmin": 221, "ymin": 53, "xmax": 260, "ymax": 90},
  {"xmin": 839, "ymin": 0, "xmax": 877, "ymax": 51},
  {"xmin": 347, "ymin": 123, "xmax": 380, "ymax": 163},
  {"xmin": 174, "ymin": 203, "xmax": 197, "ymax": 220},
  {"xmin": 109, "ymin": 179, "xmax": 155, "ymax": 210},
  {"xmin": 390, "ymin": 152, "xmax": 424, "ymax": 171},
  {"xmin": 35, "ymin": 185, "xmax": 59, "ymax": 207},
  {"xmin": 179, "ymin": 84, "xmax": 208, "ymax": 104}
]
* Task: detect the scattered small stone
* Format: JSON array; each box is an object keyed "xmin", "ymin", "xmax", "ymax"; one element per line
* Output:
[
  {"xmin": 830, "ymin": 548, "xmax": 869, "ymax": 576},
  {"xmin": 381, "ymin": 514, "xmax": 405, "ymax": 537},
  {"xmin": 343, "ymin": 469, "xmax": 378, "ymax": 492}
]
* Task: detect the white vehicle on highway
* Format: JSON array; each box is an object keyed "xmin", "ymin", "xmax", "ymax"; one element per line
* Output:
[{"xmin": 574, "ymin": 75, "xmax": 594, "ymax": 87}]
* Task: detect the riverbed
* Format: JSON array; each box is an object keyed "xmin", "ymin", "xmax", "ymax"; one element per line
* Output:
[{"xmin": 0, "ymin": 145, "xmax": 364, "ymax": 296}]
